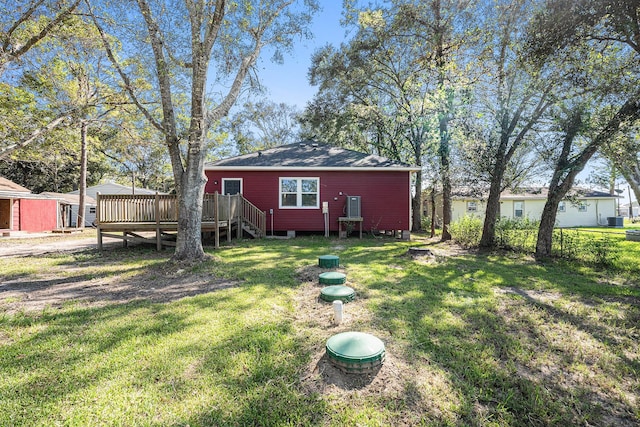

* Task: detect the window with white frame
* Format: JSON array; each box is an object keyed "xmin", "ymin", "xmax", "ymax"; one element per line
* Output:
[
  {"xmin": 222, "ymin": 178, "xmax": 242, "ymax": 195},
  {"xmin": 279, "ymin": 177, "xmax": 319, "ymax": 208},
  {"xmin": 514, "ymin": 201, "xmax": 524, "ymax": 218},
  {"xmin": 467, "ymin": 201, "xmax": 477, "ymax": 212},
  {"xmin": 578, "ymin": 202, "xmax": 587, "ymax": 212},
  {"xmin": 558, "ymin": 201, "xmax": 566, "ymax": 212}
]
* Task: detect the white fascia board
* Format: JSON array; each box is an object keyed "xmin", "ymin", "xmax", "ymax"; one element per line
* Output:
[{"xmin": 205, "ymin": 166, "xmax": 422, "ymax": 172}]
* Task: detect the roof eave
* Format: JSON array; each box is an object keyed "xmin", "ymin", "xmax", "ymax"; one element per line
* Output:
[{"xmin": 205, "ymin": 165, "xmax": 421, "ymax": 172}]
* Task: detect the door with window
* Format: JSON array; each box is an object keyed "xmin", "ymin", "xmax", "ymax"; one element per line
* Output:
[{"xmin": 222, "ymin": 178, "xmax": 242, "ymax": 195}]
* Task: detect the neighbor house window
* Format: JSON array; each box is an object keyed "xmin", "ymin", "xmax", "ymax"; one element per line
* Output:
[
  {"xmin": 514, "ymin": 201, "xmax": 524, "ymax": 218},
  {"xmin": 89, "ymin": 207, "xmax": 96, "ymax": 214},
  {"xmin": 578, "ymin": 202, "xmax": 587, "ymax": 212},
  {"xmin": 467, "ymin": 201, "xmax": 477, "ymax": 212},
  {"xmin": 558, "ymin": 201, "xmax": 566, "ymax": 212},
  {"xmin": 279, "ymin": 177, "xmax": 319, "ymax": 208}
]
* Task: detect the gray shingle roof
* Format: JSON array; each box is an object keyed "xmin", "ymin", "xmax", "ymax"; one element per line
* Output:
[
  {"xmin": 451, "ymin": 187, "xmax": 619, "ymax": 200},
  {"xmin": 206, "ymin": 141, "xmax": 418, "ymax": 169}
]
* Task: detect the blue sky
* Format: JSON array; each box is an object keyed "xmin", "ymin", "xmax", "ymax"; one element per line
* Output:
[{"xmin": 253, "ymin": 3, "xmax": 347, "ymax": 110}]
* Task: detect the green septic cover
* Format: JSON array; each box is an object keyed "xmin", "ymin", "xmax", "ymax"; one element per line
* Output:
[
  {"xmin": 320, "ymin": 285, "xmax": 355, "ymax": 302},
  {"xmin": 318, "ymin": 255, "xmax": 340, "ymax": 268},
  {"xmin": 319, "ymin": 271, "xmax": 346, "ymax": 285},
  {"xmin": 326, "ymin": 332, "xmax": 385, "ymax": 364}
]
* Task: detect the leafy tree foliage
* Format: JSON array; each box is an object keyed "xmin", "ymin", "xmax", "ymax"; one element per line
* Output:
[
  {"xmin": 0, "ymin": 125, "xmax": 111, "ymax": 193},
  {"xmin": 601, "ymin": 128, "xmax": 640, "ymax": 210},
  {"xmin": 0, "ymin": 0, "xmax": 81, "ymax": 75},
  {"xmin": 528, "ymin": 0, "xmax": 640, "ymax": 258},
  {"xmin": 303, "ymin": 0, "xmax": 476, "ymax": 232},
  {"xmin": 224, "ymin": 99, "xmax": 300, "ymax": 154}
]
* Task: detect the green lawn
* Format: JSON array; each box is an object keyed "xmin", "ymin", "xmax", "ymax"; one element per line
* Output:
[{"xmin": 1, "ymin": 235, "xmax": 638, "ymax": 426}]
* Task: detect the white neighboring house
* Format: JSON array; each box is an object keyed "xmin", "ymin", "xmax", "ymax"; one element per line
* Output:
[
  {"xmin": 619, "ymin": 201, "xmax": 639, "ymax": 218},
  {"xmin": 41, "ymin": 192, "xmax": 97, "ymax": 228},
  {"xmin": 66, "ymin": 182, "xmax": 166, "ymax": 226},
  {"xmin": 451, "ymin": 188, "xmax": 619, "ymax": 227}
]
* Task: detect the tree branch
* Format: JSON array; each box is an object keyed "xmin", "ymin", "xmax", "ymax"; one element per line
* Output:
[
  {"xmin": 0, "ymin": 113, "xmax": 68, "ymax": 159},
  {"xmin": 84, "ymin": 0, "xmax": 165, "ymax": 134}
]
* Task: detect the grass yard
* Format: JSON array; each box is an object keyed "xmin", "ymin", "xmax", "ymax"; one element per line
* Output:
[{"xmin": 0, "ymin": 234, "xmax": 638, "ymax": 426}]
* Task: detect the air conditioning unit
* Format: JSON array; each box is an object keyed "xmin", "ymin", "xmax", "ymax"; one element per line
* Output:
[{"xmin": 346, "ymin": 196, "xmax": 361, "ymax": 218}]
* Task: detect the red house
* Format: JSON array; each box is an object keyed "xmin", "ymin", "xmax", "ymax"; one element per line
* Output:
[
  {"xmin": 205, "ymin": 141, "xmax": 420, "ymax": 238},
  {"xmin": 0, "ymin": 177, "xmax": 59, "ymax": 234}
]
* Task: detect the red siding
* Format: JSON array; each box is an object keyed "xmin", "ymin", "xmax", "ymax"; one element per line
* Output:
[
  {"xmin": 18, "ymin": 199, "xmax": 58, "ymax": 232},
  {"xmin": 12, "ymin": 199, "xmax": 19, "ymax": 231},
  {"xmin": 205, "ymin": 170, "xmax": 411, "ymax": 232}
]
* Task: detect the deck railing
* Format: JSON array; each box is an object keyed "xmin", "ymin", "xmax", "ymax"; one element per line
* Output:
[
  {"xmin": 241, "ymin": 196, "xmax": 266, "ymax": 237},
  {"xmin": 96, "ymin": 192, "xmax": 265, "ymax": 239}
]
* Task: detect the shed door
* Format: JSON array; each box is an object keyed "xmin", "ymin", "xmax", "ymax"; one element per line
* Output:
[
  {"xmin": 222, "ymin": 178, "xmax": 242, "ymax": 195},
  {"xmin": 0, "ymin": 199, "xmax": 10, "ymax": 229}
]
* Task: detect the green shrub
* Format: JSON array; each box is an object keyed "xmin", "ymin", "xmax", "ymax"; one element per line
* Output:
[
  {"xmin": 450, "ymin": 215, "xmax": 482, "ymax": 247},
  {"xmin": 495, "ymin": 217, "xmax": 540, "ymax": 252}
]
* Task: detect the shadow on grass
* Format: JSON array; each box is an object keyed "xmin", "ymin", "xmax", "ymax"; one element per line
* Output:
[
  {"xmin": 355, "ymin": 244, "xmax": 639, "ymax": 426},
  {"xmin": 0, "ymin": 285, "xmax": 328, "ymax": 426}
]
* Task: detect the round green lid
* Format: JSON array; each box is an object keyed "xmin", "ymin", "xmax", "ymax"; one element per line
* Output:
[
  {"xmin": 320, "ymin": 285, "xmax": 355, "ymax": 302},
  {"xmin": 326, "ymin": 332, "xmax": 385, "ymax": 364},
  {"xmin": 318, "ymin": 255, "xmax": 340, "ymax": 268},
  {"xmin": 319, "ymin": 271, "xmax": 346, "ymax": 285}
]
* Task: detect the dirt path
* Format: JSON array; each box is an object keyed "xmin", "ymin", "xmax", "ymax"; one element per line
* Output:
[
  {"xmin": 0, "ymin": 236, "xmax": 239, "ymax": 314},
  {"xmin": 0, "ymin": 236, "xmax": 121, "ymax": 257}
]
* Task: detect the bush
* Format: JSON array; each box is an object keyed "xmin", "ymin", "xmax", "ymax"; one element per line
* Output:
[
  {"xmin": 494, "ymin": 217, "xmax": 540, "ymax": 252},
  {"xmin": 450, "ymin": 215, "xmax": 482, "ymax": 247}
]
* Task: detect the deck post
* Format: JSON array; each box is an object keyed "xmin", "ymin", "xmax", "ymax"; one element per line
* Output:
[
  {"xmin": 155, "ymin": 192, "xmax": 161, "ymax": 251},
  {"xmin": 227, "ymin": 194, "xmax": 232, "ymax": 242},
  {"xmin": 96, "ymin": 192, "xmax": 102, "ymax": 250},
  {"xmin": 214, "ymin": 191, "xmax": 219, "ymax": 249},
  {"xmin": 237, "ymin": 194, "xmax": 242, "ymax": 239}
]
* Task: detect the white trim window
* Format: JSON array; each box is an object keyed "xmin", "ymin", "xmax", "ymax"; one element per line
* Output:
[
  {"xmin": 222, "ymin": 178, "xmax": 243, "ymax": 195},
  {"xmin": 466, "ymin": 201, "xmax": 477, "ymax": 212},
  {"xmin": 279, "ymin": 177, "xmax": 319, "ymax": 209},
  {"xmin": 514, "ymin": 201, "xmax": 524, "ymax": 218},
  {"xmin": 578, "ymin": 202, "xmax": 587, "ymax": 212},
  {"xmin": 558, "ymin": 201, "xmax": 566, "ymax": 212}
]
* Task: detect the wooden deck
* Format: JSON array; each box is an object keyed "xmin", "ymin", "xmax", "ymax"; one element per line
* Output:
[{"xmin": 96, "ymin": 192, "xmax": 266, "ymax": 250}]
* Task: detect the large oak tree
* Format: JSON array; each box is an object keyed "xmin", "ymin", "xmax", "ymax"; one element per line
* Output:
[{"xmin": 89, "ymin": 0, "xmax": 317, "ymax": 260}]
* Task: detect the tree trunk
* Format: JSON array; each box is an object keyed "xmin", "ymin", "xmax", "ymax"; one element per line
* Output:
[
  {"xmin": 535, "ymin": 195, "xmax": 562, "ymax": 258},
  {"xmin": 430, "ymin": 187, "xmax": 436, "ymax": 238},
  {"xmin": 479, "ymin": 177, "xmax": 502, "ymax": 248},
  {"xmin": 440, "ymin": 163, "xmax": 452, "ymax": 240},
  {"xmin": 620, "ymin": 168, "xmax": 640, "ymax": 214},
  {"xmin": 412, "ymin": 169, "xmax": 423, "ymax": 231},
  {"xmin": 175, "ymin": 167, "xmax": 207, "ymax": 260},
  {"xmin": 173, "ymin": 40, "xmax": 210, "ymax": 261},
  {"xmin": 77, "ymin": 121, "xmax": 87, "ymax": 229}
]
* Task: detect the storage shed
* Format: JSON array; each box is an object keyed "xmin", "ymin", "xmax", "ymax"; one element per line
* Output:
[{"xmin": 0, "ymin": 177, "xmax": 59, "ymax": 234}]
